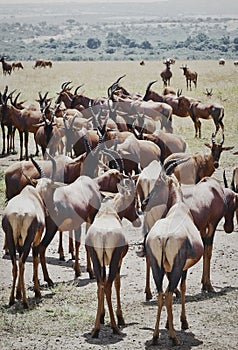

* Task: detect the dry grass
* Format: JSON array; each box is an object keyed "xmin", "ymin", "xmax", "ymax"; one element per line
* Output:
[{"xmin": 0, "ymin": 59, "xmax": 237, "ymax": 177}]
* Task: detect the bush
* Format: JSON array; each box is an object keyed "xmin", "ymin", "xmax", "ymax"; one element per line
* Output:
[{"xmin": 86, "ymin": 38, "xmax": 101, "ymax": 49}]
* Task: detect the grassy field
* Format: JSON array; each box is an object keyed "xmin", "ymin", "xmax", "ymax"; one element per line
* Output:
[{"xmin": 0, "ymin": 59, "xmax": 237, "ymax": 168}]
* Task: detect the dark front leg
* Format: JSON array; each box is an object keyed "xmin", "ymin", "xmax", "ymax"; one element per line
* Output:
[
  {"xmin": 1, "ymin": 123, "xmax": 6, "ymax": 154},
  {"xmin": 202, "ymin": 232, "xmax": 215, "ymax": 292},
  {"xmin": 38, "ymin": 217, "xmax": 58, "ymax": 287},
  {"xmin": 24, "ymin": 130, "xmax": 29, "ymax": 160}
]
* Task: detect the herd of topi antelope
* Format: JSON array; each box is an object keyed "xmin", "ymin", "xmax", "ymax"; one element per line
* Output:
[{"xmin": 0, "ymin": 67, "xmax": 238, "ymax": 346}]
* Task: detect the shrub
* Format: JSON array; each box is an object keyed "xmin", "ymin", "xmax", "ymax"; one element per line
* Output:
[{"xmin": 86, "ymin": 38, "xmax": 101, "ymax": 49}]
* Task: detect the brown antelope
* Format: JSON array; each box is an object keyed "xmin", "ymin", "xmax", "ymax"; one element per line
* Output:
[
  {"xmin": 28, "ymin": 156, "xmax": 102, "ymax": 287},
  {"xmin": 141, "ymin": 129, "xmax": 187, "ymax": 163},
  {"xmin": 2, "ymin": 182, "xmax": 46, "ymax": 308},
  {"xmin": 117, "ymin": 95, "xmax": 173, "ymax": 133},
  {"xmin": 160, "ymin": 59, "xmax": 173, "ymax": 87},
  {"xmin": 85, "ymin": 178, "xmax": 141, "ymax": 338},
  {"xmin": 33, "ymin": 59, "xmax": 52, "ymax": 68},
  {"xmin": 12, "ymin": 62, "xmax": 24, "ymax": 70},
  {"xmin": 163, "ymin": 133, "xmax": 234, "ymax": 184},
  {"xmin": 143, "ymin": 175, "xmax": 238, "ymax": 301},
  {"xmin": 0, "ymin": 91, "xmax": 44, "ymax": 160},
  {"xmin": 55, "ymin": 81, "xmax": 106, "ymax": 117},
  {"xmin": 0, "ymin": 57, "xmax": 12, "ymax": 75},
  {"xmin": 0, "ymin": 87, "xmax": 16, "ymax": 155},
  {"xmin": 142, "ymin": 167, "xmax": 204, "ymax": 346},
  {"xmin": 34, "ymin": 106, "xmax": 63, "ymax": 157},
  {"xmin": 180, "ymin": 64, "xmax": 198, "ymax": 90},
  {"xmin": 189, "ymin": 100, "xmax": 224, "ymax": 138},
  {"xmin": 143, "ymin": 80, "xmax": 194, "ymax": 132}
]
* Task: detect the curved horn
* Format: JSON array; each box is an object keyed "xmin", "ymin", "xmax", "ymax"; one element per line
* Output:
[
  {"xmin": 101, "ymin": 149, "xmax": 120, "ymax": 172},
  {"xmin": 74, "ymin": 84, "xmax": 84, "ymax": 95},
  {"xmin": 30, "ymin": 156, "xmax": 47, "ymax": 178},
  {"xmin": 38, "ymin": 91, "xmax": 43, "ymax": 101},
  {"xmin": 69, "ymin": 113, "xmax": 78, "ymax": 129},
  {"xmin": 43, "ymin": 91, "xmax": 49, "ymax": 100},
  {"xmin": 45, "ymin": 152, "xmax": 57, "ymax": 181},
  {"xmin": 13, "ymin": 91, "xmax": 21, "ymax": 106},
  {"xmin": 164, "ymin": 157, "xmax": 190, "ymax": 175},
  {"xmin": 223, "ymin": 170, "xmax": 228, "ymax": 188},
  {"xmin": 103, "ymin": 147, "xmax": 124, "ymax": 173},
  {"xmin": 107, "ymin": 74, "xmax": 126, "ymax": 98},
  {"xmin": 211, "ymin": 133, "xmax": 216, "ymax": 145},
  {"xmin": 83, "ymin": 134, "xmax": 92, "ymax": 155},
  {"xmin": 219, "ymin": 133, "xmax": 225, "ymax": 145},
  {"xmin": 61, "ymin": 81, "xmax": 72, "ymax": 91},
  {"xmin": 143, "ymin": 80, "xmax": 157, "ymax": 100},
  {"xmin": 3, "ymin": 85, "xmax": 9, "ymax": 101}
]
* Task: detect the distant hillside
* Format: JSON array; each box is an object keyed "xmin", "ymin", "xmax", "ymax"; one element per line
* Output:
[{"xmin": 0, "ymin": 1, "xmax": 238, "ymax": 61}]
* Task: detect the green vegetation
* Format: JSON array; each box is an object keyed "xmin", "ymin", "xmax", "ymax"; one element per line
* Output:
[{"xmin": 0, "ymin": 2, "xmax": 238, "ymax": 61}]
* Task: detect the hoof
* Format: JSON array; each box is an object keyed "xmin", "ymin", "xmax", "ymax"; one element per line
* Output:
[
  {"xmin": 91, "ymin": 329, "xmax": 100, "ymax": 338},
  {"xmin": 181, "ymin": 320, "xmax": 189, "ymax": 330},
  {"xmin": 47, "ymin": 279, "xmax": 54, "ymax": 288},
  {"xmin": 16, "ymin": 290, "xmax": 22, "ymax": 300},
  {"xmin": 100, "ymin": 315, "xmax": 105, "ymax": 324},
  {"xmin": 59, "ymin": 256, "xmax": 65, "ymax": 262},
  {"xmin": 171, "ymin": 336, "xmax": 180, "ymax": 346},
  {"xmin": 34, "ymin": 290, "xmax": 41, "ymax": 299},
  {"xmin": 145, "ymin": 291, "xmax": 153, "ymax": 301},
  {"xmin": 23, "ymin": 302, "xmax": 29, "ymax": 309},
  {"xmin": 9, "ymin": 299, "xmax": 15, "ymax": 306},
  {"xmin": 88, "ymin": 270, "xmax": 95, "ymax": 279},
  {"xmin": 148, "ymin": 336, "xmax": 158, "ymax": 346},
  {"xmin": 112, "ymin": 326, "xmax": 120, "ymax": 335},
  {"xmin": 202, "ymin": 283, "xmax": 215, "ymax": 293},
  {"xmin": 117, "ymin": 315, "xmax": 125, "ymax": 326},
  {"xmin": 75, "ymin": 269, "xmax": 81, "ymax": 278}
]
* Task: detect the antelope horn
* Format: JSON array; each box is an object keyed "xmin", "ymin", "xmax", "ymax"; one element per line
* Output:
[
  {"xmin": 223, "ymin": 170, "xmax": 228, "ymax": 188},
  {"xmin": 45, "ymin": 152, "xmax": 57, "ymax": 181},
  {"xmin": 3, "ymin": 85, "xmax": 9, "ymax": 101},
  {"xmin": 13, "ymin": 91, "xmax": 21, "ymax": 106},
  {"xmin": 83, "ymin": 135, "xmax": 92, "ymax": 155},
  {"xmin": 43, "ymin": 91, "xmax": 49, "ymax": 100},
  {"xmin": 38, "ymin": 91, "xmax": 43, "ymax": 101},
  {"xmin": 74, "ymin": 84, "xmax": 84, "ymax": 95},
  {"xmin": 219, "ymin": 133, "xmax": 225, "ymax": 145},
  {"xmin": 61, "ymin": 81, "xmax": 72, "ymax": 91},
  {"xmin": 164, "ymin": 157, "xmax": 190, "ymax": 176},
  {"xmin": 30, "ymin": 156, "xmax": 47, "ymax": 178},
  {"xmin": 101, "ymin": 149, "xmax": 120, "ymax": 172},
  {"xmin": 211, "ymin": 133, "xmax": 216, "ymax": 144}
]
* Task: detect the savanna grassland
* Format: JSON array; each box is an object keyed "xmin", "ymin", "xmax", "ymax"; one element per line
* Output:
[{"xmin": 0, "ymin": 60, "xmax": 238, "ymax": 350}]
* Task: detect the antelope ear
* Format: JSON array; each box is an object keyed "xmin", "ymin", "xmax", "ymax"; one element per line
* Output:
[
  {"xmin": 204, "ymin": 143, "xmax": 212, "ymax": 149},
  {"xmin": 222, "ymin": 146, "xmax": 234, "ymax": 151}
]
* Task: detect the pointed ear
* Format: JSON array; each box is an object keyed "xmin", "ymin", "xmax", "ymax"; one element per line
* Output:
[
  {"xmin": 222, "ymin": 146, "xmax": 234, "ymax": 151},
  {"xmin": 204, "ymin": 143, "xmax": 212, "ymax": 149}
]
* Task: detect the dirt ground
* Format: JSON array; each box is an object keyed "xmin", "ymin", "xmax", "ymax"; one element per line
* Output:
[{"xmin": 0, "ymin": 151, "xmax": 238, "ymax": 350}]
